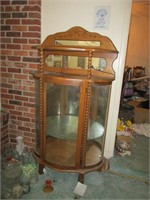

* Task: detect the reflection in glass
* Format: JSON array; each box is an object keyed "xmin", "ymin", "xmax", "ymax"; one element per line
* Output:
[
  {"xmin": 85, "ymin": 84, "xmax": 109, "ymax": 166},
  {"xmin": 92, "ymin": 58, "xmax": 107, "ymax": 71},
  {"xmin": 46, "ymin": 54, "xmax": 107, "ymax": 71},
  {"xmin": 45, "ymin": 83, "xmax": 80, "ymax": 166}
]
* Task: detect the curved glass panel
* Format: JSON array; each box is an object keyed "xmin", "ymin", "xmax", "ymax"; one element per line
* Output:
[
  {"xmin": 85, "ymin": 84, "xmax": 109, "ymax": 166},
  {"xmin": 45, "ymin": 83, "xmax": 80, "ymax": 166}
]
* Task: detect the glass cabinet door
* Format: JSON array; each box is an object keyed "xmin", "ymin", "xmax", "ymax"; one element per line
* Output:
[
  {"xmin": 85, "ymin": 84, "xmax": 110, "ymax": 166},
  {"xmin": 45, "ymin": 81, "xmax": 80, "ymax": 167}
]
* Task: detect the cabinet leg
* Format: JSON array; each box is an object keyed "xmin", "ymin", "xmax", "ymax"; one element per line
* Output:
[
  {"xmin": 38, "ymin": 163, "xmax": 44, "ymax": 174},
  {"xmin": 78, "ymin": 173, "xmax": 84, "ymax": 183}
]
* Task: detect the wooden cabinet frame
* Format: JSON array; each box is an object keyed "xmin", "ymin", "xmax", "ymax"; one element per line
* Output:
[{"xmin": 33, "ymin": 26, "xmax": 118, "ymax": 183}]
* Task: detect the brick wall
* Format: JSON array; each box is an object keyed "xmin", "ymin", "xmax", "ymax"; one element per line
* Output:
[{"xmin": 1, "ymin": 0, "xmax": 41, "ymax": 150}]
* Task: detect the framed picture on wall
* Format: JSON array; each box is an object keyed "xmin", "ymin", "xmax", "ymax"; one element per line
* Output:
[{"xmin": 94, "ymin": 6, "xmax": 111, "ymax": 30}]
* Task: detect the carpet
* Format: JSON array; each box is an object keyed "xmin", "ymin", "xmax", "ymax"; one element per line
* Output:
[
  {"xmin": 110, "ymin": 135, "xmax": 149, "ymax": 182},
  {"xmin": 21, "ymin": 135, "xmax": 149, "ymax": 200},
  {"xmin": 22, "ymin": 169, "xmax": 149, "ymax": 200},
  {"xmin": 133, "ymin": 123, "xmax": 150, "ymax": 137}
]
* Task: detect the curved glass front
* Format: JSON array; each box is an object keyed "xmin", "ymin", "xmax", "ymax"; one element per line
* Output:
[
  {"xmin": 35, "ymin": 78, "xmax": 110, "ymax": 168},
  {"xmin": 45, "ymin": 83, "xmax": 80, "ymax": 166},
  {"xmin": 85, "ymin": 84, "xmax": 109, "ymax": 166}
]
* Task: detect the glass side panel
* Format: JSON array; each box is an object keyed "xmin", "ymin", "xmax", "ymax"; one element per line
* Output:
[
  {"xmin": 46, "ymin": 55, "xmax": 107, "ymax": 71},
  {"xmin": 45, "ymin": 82, "xmax": 80, "ymax": 166},
  {"xmin": 85, "ymin": 84, "xmax": 109, "ymax": 166},
  {"xmin": 34, "ymin": 79, "xmax": 40, "ymax": 154}
]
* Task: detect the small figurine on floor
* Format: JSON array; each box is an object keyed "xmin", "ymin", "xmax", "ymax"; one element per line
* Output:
[
  {"xmin": 43, "ymin": 179, "xmax": 53, "ymax": 193},
  {"xmin": 115, "ymin": 140, "xmax": 131, "ymax": 157}
]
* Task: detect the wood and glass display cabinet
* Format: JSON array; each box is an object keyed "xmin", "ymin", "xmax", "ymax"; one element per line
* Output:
[{"xmin": 33, "ymin": 26, "xmax": 118, "ymax": 183}]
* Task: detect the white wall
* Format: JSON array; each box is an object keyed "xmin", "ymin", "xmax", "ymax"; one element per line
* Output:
[
  {"xmin": 126, "ymin": 1, "xmax": 150, "ymax": 75},
  {"xmin": 41, "ymin": 0, "xmax": 132, "ymax": 158}
]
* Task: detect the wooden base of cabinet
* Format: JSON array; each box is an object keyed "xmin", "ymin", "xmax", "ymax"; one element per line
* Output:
[{"xmin": 33, "ymin": 137, "xmax": 109, "ymax": 183}]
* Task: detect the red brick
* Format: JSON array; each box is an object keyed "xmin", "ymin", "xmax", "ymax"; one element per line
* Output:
[
  {"xmin": 22, "ymin": 5, "xmax": 40, "ymax": 12},
  {"xmin": 7, "ymin": 44, "xmax": 21, "ymax": 49},
  {"xmin": 22, "ymin": 69, "xmax": 33, "ymax": 74},
  {"xmin": 1, "ymin": 1, "xmax": 10, "ymax": 5},
  {"xmin": 8, "ymin": 89, "xmax": 22, "ymax": 95},
  {"xmin": 23, "ymin": 91, "xmax": 35, "ymax": 97},
  {"xmin": 15, "ymin": 106, "xmax": 29, "ymax": 112},
  {"xmin": 28, "ymin": 13, "xmax": 40, "ymax": 19},
  {"xmin": 17, "ymin": 116, "xmax": 30, "ymax": 122},
  {"xmin": 1, "ymin": 77, "xmax": 8, "ymax": 83},
  {"xmin": 6, "ymin": 19, "xmax": 20, "ymax": 24},
  {"xmin": 23, "ymin": 122, "xmax": 35, "ymax": 129},
  {"xmin": 15, "ymin": 95, "xmax": 28, "ymax": 101},
  {"xmin": 24, "ymin": 132, "xmax": 35, "ymax": 137},
  {"xmin": 0, "ymin": 5, "xmax": 4, "ymax": 12},
  {"xmin": 3, "ymin": 104, "xmax": 15, "ymax": 110},
  {"xmin": 8, "ymin": 68, "xmax": 21, "ymax": 73},
  {"xmin": 1, "ymin": 94, "xmax": 14, "ymax": 99},
  {"xmin": 15, "ymin": 62, "xmax": 28, "ymax": 68},
  {"xmin": 1, "ymin": 67, "xmax": 7, "ymax": 72},
  {"xmin": 1, "ymin": 83, "xmax": 13, "ymax": 89},
  {"xmin": 12, "ymin": 25, "xmax": 27, "ymax": 32},
  {"xmin": 29, "ymin": 86, "xmax": 35, "ymax": 92},
  {"xmin": 22, "ymin": 19, "xmax": 40, "ymax": 25},
  {"xmin": 12, "ymin": 1, "xmax": 27, "ymax": 5},
  {"xmin": 1, "ymin": 73, "xmax": 13, "ymax": 78},
  {"xmin": 13, "ymin": 38, "xmax": 28, "ymax": 44},
  {"xmin": 13, "ymin": 50, "xmax": 28, "ymax": 56},
  {"xmin": 1, "ymin": 99, "xmax": 9, "ymax": 105},
  {"xmin": 10, "ymin": 110, "xmax": 22, "ymax": 116},
  {"xmin": 18, "ymin": 126, "xmax": 30, "ymax": 132},
  {"xmin": 1, "ymin": 38, "xmax": 12, "ymax": 43},
  {"xmin": 9, "ymin": 100, "xmax": 22, "ymax": 106},
  {"xmin": 11, "ymin": 119, "xmax": 22, "ymax": 126},
  {"xmin": 22, "ymin": 80, "xmax": 34, "ymax": 86},
  {"xmin": 23, "ymin": 136, "xmax": 33, "ymax": 142},
  {"xmin": 29, "ymin": 39, "xmax": 40, "ymax": 44},
  {"xmin": 1, "ymin": 25, "xmax": 11, "ymax": 30},
  {"xmin": 23, "ymin": 102, "xmax": 35, "ymax": 108},
  {"xmin": 1, "ymin": 88, "xmax": 8, "ymax": 93},
  {"xmin": 29, "ymin": 0, "xmax": 41, "ymax": 5},
  {"xmin": 7, "ymin": 32, "xmax": 21, "ymax": 37},
  {"xmin": 8, "ymin": 78, "xmax": 22, "ymax": 84},
  {"xmin": 29, "ymin": 63, "xmax": 38, "ymax": 69},
  {"xmin": 22, "ymin": 45, "xmax": 32, "ymax": 50},
  {"xmin": 0, "ymin": 32, "xmax": 5, "ymax": 37},
  {"xmin": 14, "ymin": 74, "xmax": 28, "ymax": 79},
  {"xmin": 1, "ymin": 49, "xmax": 12, "ymax": 55},
  {"xmin": 1, "ymin": 13, "xmax": 11, "ymax": 18},
  {"xmin": 30, "ymin": 108, "xmax": 35, "ymax": 113},
  {"xmin": 23, "ymin": 112, "xmax": 35, "ymax": 118},
  {"xmin": 22, "ymin": 32, "xmax": 40, "ymax": 38},
  {"xmin": 14, "ymin": 85, "xmax": 28, "ymax": 91},
  {"xmin": 10, "ymin": 115, "xmax": 17, "ymax": 120},
  {"xmin": 8, "ymin": 55, "xmax": 21, "ymax": 61},
  {"xmin": 12, "ymin": 12, "xmax": 27, "ymax": 18}
]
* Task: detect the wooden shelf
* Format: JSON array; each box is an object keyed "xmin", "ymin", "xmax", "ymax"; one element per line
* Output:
[{"xmin": 45, "ymin": 136, "xmax": 102, "ymax": 167}]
